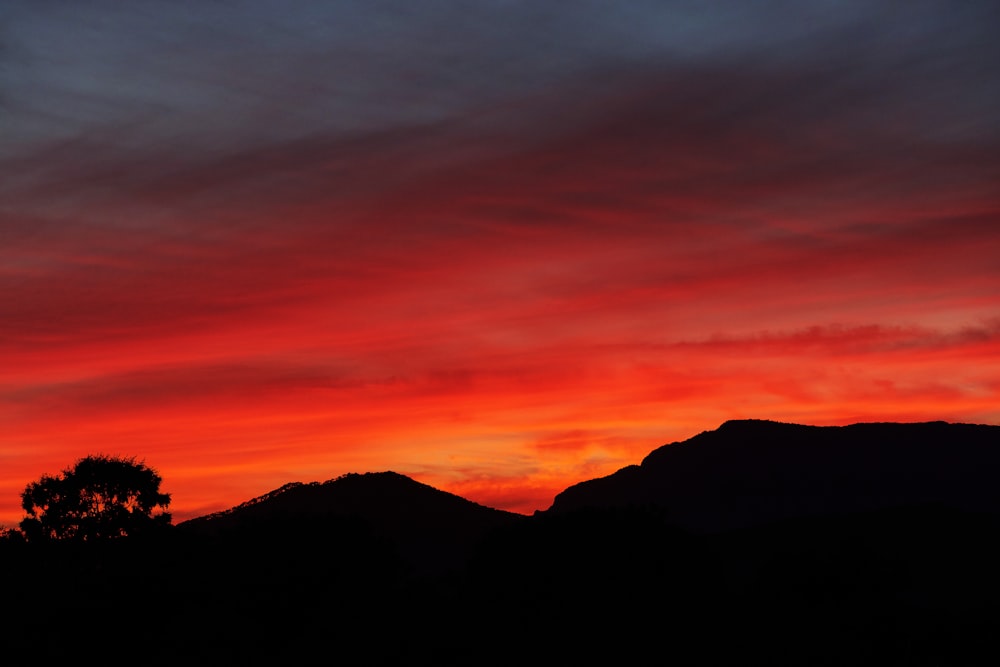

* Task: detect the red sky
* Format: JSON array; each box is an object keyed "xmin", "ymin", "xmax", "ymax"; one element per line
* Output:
[{"xmin": 2, "ymin": 2, "xmax": 998, "ymax": 527}]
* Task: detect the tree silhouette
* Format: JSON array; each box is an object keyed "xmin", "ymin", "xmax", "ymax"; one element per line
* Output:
[{"xmin": 20, "ymin": 454, "xmax": 171, "ymax": 541}]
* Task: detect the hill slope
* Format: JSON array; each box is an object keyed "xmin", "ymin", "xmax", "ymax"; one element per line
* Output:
[{"xmin": 178, "ymin": 470, "xmax": 523, "ymax": 575}]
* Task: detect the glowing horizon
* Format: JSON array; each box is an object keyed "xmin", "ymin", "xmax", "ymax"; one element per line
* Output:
[{"xmin": 2, "ymin": 1, "xmax": 998, "ymax": 528}]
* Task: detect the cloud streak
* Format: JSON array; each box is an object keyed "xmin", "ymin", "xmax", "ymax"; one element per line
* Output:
[{"xmin": 1, "ymin": 1, "xmax": 997, "ymax": 525}]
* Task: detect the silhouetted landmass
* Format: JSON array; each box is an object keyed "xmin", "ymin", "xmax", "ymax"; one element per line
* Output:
[
  {"xmin": 548, "ymin": 419, "xmax": 1000, "ymax": 529},
  {"xmin": 178, "ymin": 471, "xmax": 523, "ymax": 577},
  {"xmin": 2, "ymin": 420, "xmax": 1000, "ymax": 665}
]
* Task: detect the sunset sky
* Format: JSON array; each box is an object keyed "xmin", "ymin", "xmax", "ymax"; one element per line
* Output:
[{"xmin": 2, "ymin": 1, "xmax": 998, "ymax": 527}]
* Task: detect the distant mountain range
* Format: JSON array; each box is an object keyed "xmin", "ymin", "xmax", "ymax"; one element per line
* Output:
[{"xmin": 181, "ymin": 419, "xmax": 1000, "ymax": 534}]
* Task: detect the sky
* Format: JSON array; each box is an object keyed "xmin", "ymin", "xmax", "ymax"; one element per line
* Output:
[{"xmin": 2, "ymin": 0, "xmax": 998, "ymax": 527}]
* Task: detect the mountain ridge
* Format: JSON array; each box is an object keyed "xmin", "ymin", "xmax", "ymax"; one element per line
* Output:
[
  {"xmin": 176, "ymin": 420, "xmax": 1000, "ymax": 530},
  {"xmin": 547, "ymin": 419, "xmax": 1000, "ymax": 530}
]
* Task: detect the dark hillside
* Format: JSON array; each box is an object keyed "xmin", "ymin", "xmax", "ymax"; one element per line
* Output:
[
  {"xmin": 178, "ymin": 470, "xmax": 523, "ymax": 576},
  {"xmin": 547, "ymin": 420, "xmax": 1000, "ymax": 530}
]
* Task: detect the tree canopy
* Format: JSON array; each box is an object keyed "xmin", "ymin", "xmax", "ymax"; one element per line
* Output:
[{"xmin": 20, "ymin": 454, "xmax": 171, "ymax": 541}]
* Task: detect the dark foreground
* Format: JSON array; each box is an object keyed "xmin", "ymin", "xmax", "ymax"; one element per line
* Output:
[
  {"xmin": 3, "ymin": 502, "xmax": 1000, "ymax": 665},
  {"xmin": 4, "ymin": 420, "xmax": 1000, "ymax": 665}
]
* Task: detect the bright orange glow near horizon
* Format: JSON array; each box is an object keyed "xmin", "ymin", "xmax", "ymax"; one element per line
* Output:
[{"xmin": 2, "ymin": 3, "xmax": 998, "ymax": 528}]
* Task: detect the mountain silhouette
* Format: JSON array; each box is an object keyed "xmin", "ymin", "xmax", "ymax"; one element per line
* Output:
[
  {"xmin": 178, "ymin": 470, "xmax": 522, "ymax": 576},
  {"xmin": 546, "ymin": 419, "xmax": 1000, "ymax": 530}
]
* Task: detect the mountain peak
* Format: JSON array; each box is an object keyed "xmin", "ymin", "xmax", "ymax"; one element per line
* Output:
[
  {"xmin": 180, "ymin": 470, "xmax": 516, "ymax": 529},
  {"xmin": 177, "ymin": 470, "xmax": 523, "ymax": 576}
]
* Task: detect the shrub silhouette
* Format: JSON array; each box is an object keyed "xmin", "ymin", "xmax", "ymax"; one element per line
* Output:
[{"xmin": 20, "ymin": 454, "xmax": 171, "ymax": 541}]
